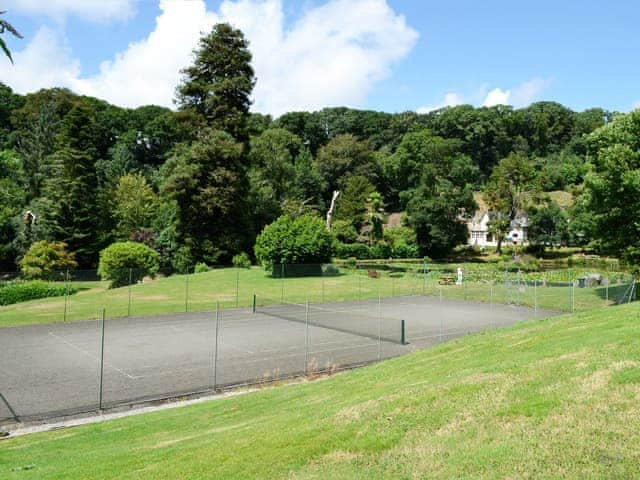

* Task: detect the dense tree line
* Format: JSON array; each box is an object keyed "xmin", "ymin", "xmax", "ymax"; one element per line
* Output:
[{"xmin": 0, "ymin": 23, "xmax": 633, "ymax": 271}]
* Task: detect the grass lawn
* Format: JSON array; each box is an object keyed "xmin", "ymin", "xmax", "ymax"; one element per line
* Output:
[
  {"xmin": 2, "ymin": 303, "xmax": 640, "ymax": 478},
  {"xmin": 0, "ymin": 265, "xmax": 633, "ymax": 327}
]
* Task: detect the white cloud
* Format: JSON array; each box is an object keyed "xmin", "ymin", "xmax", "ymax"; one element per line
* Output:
[
  {"xmin": 481, "ymin": 78, "xmax": 551, "ymax": 108},
  {"xmin": 482, "ymin": 87, "xmax": 510, "ymax": 107},
  {"xmin": 0, "ymin": 27, "xmax": 82, "ymax": 93},
  {"xmin": 417, "ymin": 78, "xmax": 551, "ymax": 113},
  {"xmin": 2, "ymin": 0, "xmax": 418, "ymax": 116},
  {"xmin": 510, "ymin": 77, "xmax": 552, "ymax": 107},
  {"xmin": 416, "ymin": 92, "xmax": 464, "ymax": 113},
  {"xmin": 74, "ymin": 0, "xmax": 216, "ymax": 108},
  {"xmin": 6, "ymin": 0, "xmax": 136, "ymax": 22}
]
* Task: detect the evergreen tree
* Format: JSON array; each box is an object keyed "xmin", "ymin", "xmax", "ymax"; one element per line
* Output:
[
  {"xmin": 161, "ymin": 130, "xmax": 250, "ymax": 264},
  {"xmin": 176, "ymin": 23, "xmax": 255, "ymax": 143},
  {"xmin": 44, "ymin": 104, "xmax": 101, "ymax": 265}
]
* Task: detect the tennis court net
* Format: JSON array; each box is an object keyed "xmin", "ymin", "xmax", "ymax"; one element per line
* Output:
[{"xmin": 254, "ymin": 295, "xmax": 406, "ymax": 344}]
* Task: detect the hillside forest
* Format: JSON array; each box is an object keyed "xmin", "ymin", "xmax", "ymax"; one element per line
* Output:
[{"xmin": 1, "ymin": 23, "xmax": 640, "ymax": 272}]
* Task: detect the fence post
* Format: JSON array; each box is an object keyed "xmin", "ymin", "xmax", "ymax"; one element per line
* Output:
[
  {"xmin": 280, "ymin": 264, "xmax": 285, "ymax": 302},
  {"xmin": 99, "ymin": 308, "xmax": 106, "ymax": 411},
  {"xmin": 235, "ymin": 269, "xmax": 240, "ymax": 308},
  {"xmin": 304, "ymin": 298, "xmax": 309, "ymax": 375},
  {"xmin": 127, "ymin": 268, "xmax": 132, "ymax": 317},
  {"xmin": 422, "ymin": 261, "xmax": 426, "ymax": 295},
  {"xmin": 252, "ymin": 293, "xmax": 256, "ymax": 313},
  {"xmin": 213, "ymin": 301, "xmax": 220, "ymax": 390},
  {"xmin": 185, "ymin": 267, "xmax": 190, "ymax": 313},
  {"xmin": 377, "ymin": 291, "xmax": 382, "ymax": 361},
  {"xmin": 63, "ymin": 268, "xmax": 69, "ymax": 322},
  {"xmin": 401, "ymin": 320, "xmax": 406, "ymax": 345}
]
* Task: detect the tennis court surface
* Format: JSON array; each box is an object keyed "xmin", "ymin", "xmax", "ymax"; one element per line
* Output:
[{"xmin": 0, "ymin": 295, "xmax": 558, "ymax": 423}]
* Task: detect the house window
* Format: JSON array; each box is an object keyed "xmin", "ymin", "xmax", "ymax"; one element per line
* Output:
[
  {"xmin": 512, "ymin": 233, "xmax": 518, "ymax": 238},
  {"xmin": 471, "ymin": 231, "xmax": 483, "ymax": 240}
]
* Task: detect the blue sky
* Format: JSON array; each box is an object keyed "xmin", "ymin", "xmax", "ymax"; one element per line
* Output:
[{"xmin": 2, "ymin": 0, "xmax": 638, "ymax": 115}]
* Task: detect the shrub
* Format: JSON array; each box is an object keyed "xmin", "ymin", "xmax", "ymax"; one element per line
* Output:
[
  {"xmin": 323, "ymin": 264, "xmax": 341, "ymax": 276},
  {"xmin": 232, "ymin": 252, "xmax": 252, "ymax": 269},
  {"xmin": 20, "ymin": 241, "xmax": 78, "ymax": 280},
  {"xmin": 332, "ymin": 220, "xmax": 359, "ymax": 244},
  {"xmin": 335, "ymin": 242, "xmax": 372, "ymax": 259},
  {"xmin": 194, "ymin": 262, "xmax": 210, "ymax": 274},
  {"xmin": 171, "ymin": 246, "xmax": 195, "ymax": 274},
  {"xmin": 254, "ymin": 215, "xmax": 334, "ymax": 268},
  {"xmin": 0, "ymin": 281, "xmax": 76, "ymax": 306},
  {"xmin": 98, "ymin": 241, "xmax": 160, "ymax": 288}
]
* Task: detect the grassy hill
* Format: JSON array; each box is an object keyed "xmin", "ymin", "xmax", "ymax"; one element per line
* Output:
[{"xmin": 2, "ymin": 303, "xmax": 640, "ymax": 478}]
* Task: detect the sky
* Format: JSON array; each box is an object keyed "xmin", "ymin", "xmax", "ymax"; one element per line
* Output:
[{"xmin": 1, "ymin": 0, "xmax": 639, "ymax": 117}]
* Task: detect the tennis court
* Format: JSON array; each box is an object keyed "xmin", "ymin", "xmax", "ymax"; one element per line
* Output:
[{"xmin": 0, "ymin": 295, "xmax": 558, "ymax": 423}]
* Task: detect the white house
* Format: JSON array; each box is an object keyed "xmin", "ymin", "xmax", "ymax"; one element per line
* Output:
[{"xmin": 467, "ymin": 211, "xmax": 529, "ymax": 247}]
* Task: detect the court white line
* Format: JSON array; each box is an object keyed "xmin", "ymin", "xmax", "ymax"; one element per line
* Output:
[{"xmin": 47, "ymin": 332, "xmax": 143, "ymax": 380}]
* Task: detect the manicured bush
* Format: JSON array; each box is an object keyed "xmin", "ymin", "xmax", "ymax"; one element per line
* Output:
[
  {"xmin": 254, "ymin": 215, "xmax": 334, "ymax": 269},
  {"xmin": 98, "ymin": 241, "xmax": 160, "ymax": 288},
  {"xmin": 232, "ymin": 252, "xmax": 252, "ymax": 269},
  {"xmin": 0, "ymin": 281, "xmax": 76, "ymax": 306},
  {"xmin": 20, "ymin": 241, "xmax": 78, "ymax": 280},
  {"xmin": 194, "ymin": 262, "xmax": 210, "ymax": 274}
]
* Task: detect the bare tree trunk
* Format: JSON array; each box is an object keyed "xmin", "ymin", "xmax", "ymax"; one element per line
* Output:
[
  {"xmin": 326, "ymin": 190, "xmax": 340, "ymax": 231},
  {"xmin": 496, "ymin": 236, "xmax": 503, "ymax": 256}
]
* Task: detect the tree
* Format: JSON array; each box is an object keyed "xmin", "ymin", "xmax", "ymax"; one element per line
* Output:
[
  {"xmin": 41, "ymin": 103, "xmax": 103, "ymax": 266},
  {"xmin": 584, "ymin": 110, "xmax": 640, "ymax": 262},
  {"xmin": 291, "ymin": 147, "xmax": 324, "ymax": 211},
  {"xmin": 249, "ymin": 128, "xmax": 301, "ymax": 201},
  {"xmin": 362, "ymin": 191, "xmax": 385, "ymax": 245},
  {"xmin": 0, "ymin": 83, "xmax": 23, "ymax": 148},
  {"xmin": 0, "ymin": 149, "xmax": 25, "ymax": 268},
  {"xmin": 161, "ymin": 129, "xmax": 250, "ymax": 264},
  {"xmin": 407, "ymin": 180, "xmax": 476, "ymax": 257},
  {"xmin": 406, "ymin": 153, "xmax": 478, "ymax": 257},
  {"xmin": 567, "ymin": 191, "xmax": 596, "ymax": 246},
  {"xmin": 176, "ymin": 23, "xmax": 255, "ymax": 142},
  {"xmin": 20, "ymin": 241, "xmax": 77, "ymax": 279},
  {"xmin": 484, "ymin": 153, "xmax": 537, "ymax": 254},
  {"xmin": 315, "ymin": 134, "xmax": 378, "ymax": 199},
  {"xmin": 527, "ymin": 200, "xmax": 568, "ymax": 247},
  {"xmin": 98, "ymin": 241, "xmax": 160, "ymax": 288},
  {"xmin": 335, "ymin": 175, "xmax": 376, "ymax": 231},
  {"xmin": 254, "ymin": 215, "xmax": 335, "ymax": 269},
  {"xmin": 112, "ymin": 173, "xmax": 158, "ymax": 240},
  {"xmin": 16, "ymin": 101, "xmax": 59, "ymax": 199},
  {"xmin": 387, "ymin": 130, "xmax": 463, "ymax": 207},
  {"xmin": 0, "ymin": 10, "xmax": 22, "ymax": 64}
]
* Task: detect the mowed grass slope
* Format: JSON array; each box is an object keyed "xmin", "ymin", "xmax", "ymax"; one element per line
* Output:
[{"xmin": 3, "ymin": 304, "xmax": 640, "ymax": 478}]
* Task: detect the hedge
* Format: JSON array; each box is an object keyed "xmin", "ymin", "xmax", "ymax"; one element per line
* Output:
[{"xmin": 0, "ymin": 281, "xmax": 76, "ymax": 306}]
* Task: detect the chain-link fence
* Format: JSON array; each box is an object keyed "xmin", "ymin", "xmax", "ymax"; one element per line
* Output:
[{"xmin": 0, "ymin": 262, "xmax": 635, "ymax": 423}]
